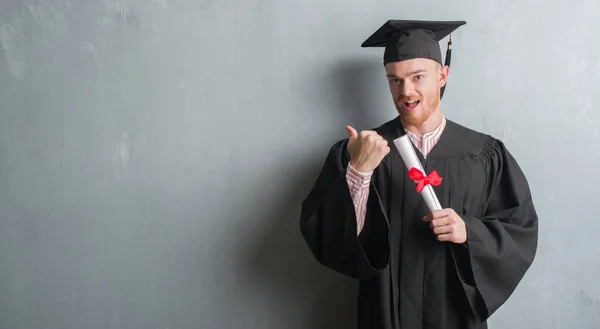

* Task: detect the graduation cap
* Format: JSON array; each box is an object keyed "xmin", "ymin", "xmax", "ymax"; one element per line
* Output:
[{"xmin": 361, "ymin": 20, "xmax": 466, "ymax": 98}]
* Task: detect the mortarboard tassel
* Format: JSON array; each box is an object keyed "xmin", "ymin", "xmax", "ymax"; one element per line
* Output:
[{"xmin": 440, "ymin": 35, "xmax": 452, "ymax": 99}]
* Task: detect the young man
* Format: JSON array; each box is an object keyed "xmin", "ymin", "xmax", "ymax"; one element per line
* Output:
[{"xmin": 299, "ymin": 20, "xmax": 538, "ymax": 329}]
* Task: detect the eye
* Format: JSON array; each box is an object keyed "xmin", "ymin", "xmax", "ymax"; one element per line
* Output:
[
  {"xmin": 415, "ymin": 75, "xmax": 423, "ymax": 80},
  {"xmin": 389, "ymin": 78, "xmax": 400, "ymax": 84}
]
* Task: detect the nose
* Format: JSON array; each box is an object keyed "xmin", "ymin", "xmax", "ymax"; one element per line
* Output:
[{"xmin": 400, "ymin": 80, "xmax": 416, "ymax": 97}]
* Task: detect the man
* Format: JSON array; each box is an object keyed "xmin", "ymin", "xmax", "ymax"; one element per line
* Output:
[{"xmin": 299, "ymin": 20, "xmax": 538, "ymax": 329}]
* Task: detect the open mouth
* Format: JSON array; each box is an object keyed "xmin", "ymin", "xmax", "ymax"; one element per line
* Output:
[{"xmin": 402, "ymin": 100, "xmax": 420, "ymax": 110}]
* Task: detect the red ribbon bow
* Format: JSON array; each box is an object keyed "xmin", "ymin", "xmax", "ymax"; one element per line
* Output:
[{"xmin": 408, "ymin": 167, "xmax": 443, "ymax": 192}]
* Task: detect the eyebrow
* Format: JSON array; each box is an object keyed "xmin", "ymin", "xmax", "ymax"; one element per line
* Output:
[{"xmin": 386, "ymin": 70, "xmax": 427, "ymax": 78}]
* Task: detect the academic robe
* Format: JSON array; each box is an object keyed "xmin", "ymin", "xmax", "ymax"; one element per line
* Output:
[{"xmin": 300, "ymin": 117, "xmax": 538, "ymax": 329}]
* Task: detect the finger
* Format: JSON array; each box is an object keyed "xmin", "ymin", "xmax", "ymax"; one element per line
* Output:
[
  {"xmin": 372, "ymin": 145, "xmax": 390, "ymax": 158},
  {"xmin": 423, "ymin": 212, "xmax": 444, "ymax": 222},
  {"xmin": 346, "ymin": 125, "xmax": 358, "ymax": 140},
  {"xmin": 430, "ymin": 209, "xmax": 454, "ymax": 219},
  {"xmin": 375, "ymin": 145, "xmax": 391, "ymax": 158},
  {"xmin": 365, "ymin": 133, "xmax": 384, "ymax": 142},
  {"xmin": 432, "ymin": 225, "xmax": 453, "ymax": 235},
  {"xmin": 430, "ymin": 217, "xmax": 450, "ymax": 228},
  {"xmin": 429, "ymin": 215, "xmax": 457, "ymax": 226},
  {"xmin": 359, "ymin": 130, "xmax": 378, "ymax": 138},
  {"xmin": 436, "ymin": 233, "xmax": 455, "ymax": 242}
]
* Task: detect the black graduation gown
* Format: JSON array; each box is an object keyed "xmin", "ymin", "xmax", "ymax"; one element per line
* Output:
[{"xmin": 300, "ymin": 117, "xmax": 538, "ymax": 329}]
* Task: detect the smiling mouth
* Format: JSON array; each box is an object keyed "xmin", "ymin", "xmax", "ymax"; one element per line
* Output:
[{"xmin": 402, "ymin": 100, "xmax": 420, "ymax": 110}]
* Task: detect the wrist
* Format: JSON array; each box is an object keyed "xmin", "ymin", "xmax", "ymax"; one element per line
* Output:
[{"xmin": 349, "ymin": 162, "xmax": 373, "ymax": 175}]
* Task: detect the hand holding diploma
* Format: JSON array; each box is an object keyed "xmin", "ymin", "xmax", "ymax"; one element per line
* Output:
[{"xmin": 393, "ymin": 134, "xmax": 467, "ymax": 243}]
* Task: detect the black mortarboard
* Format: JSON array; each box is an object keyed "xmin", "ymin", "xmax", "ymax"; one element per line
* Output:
[{"xmin": 361, "ymin": 20, "xmax": 466, "ymax": 97}]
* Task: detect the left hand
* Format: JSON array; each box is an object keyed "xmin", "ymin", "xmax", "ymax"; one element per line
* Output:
[{"xmin": 423, "ymin": 208, "xmax": 467, "ymax": 244}]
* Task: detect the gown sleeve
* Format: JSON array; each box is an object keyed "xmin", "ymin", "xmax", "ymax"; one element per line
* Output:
[
  {"xmin": 300, "ymin": 139, "xmax": 391, "ymax": 280},
  {"xmin": 451, "ymin": 136, "xmax": 539, "ymax": 320}
]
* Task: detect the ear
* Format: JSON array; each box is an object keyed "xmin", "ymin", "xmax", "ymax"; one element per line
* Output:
[{"xmin": 438, "ymin": 65, "xmax": 450, "ymax": 88}]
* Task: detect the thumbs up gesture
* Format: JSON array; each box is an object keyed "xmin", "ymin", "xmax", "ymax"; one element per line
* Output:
[{"xmin": 345, "ymin": 126, "xmax": 390, "ymax": 173}]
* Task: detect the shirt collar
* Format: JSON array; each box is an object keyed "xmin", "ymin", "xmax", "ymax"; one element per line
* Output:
[{"xmin": 404, "ymin": 116, "xmax": 446, "ymax": 141}]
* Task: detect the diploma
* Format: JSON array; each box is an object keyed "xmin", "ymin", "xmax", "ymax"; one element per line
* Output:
[{"xmin": 393, "ymin": 135, "xmax": 443, "ymax": 212}]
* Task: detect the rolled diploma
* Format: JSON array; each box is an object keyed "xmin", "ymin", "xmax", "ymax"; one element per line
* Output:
[{"xmin": 393, "ymin": 135, "xmax": 442, "ymax": 212}]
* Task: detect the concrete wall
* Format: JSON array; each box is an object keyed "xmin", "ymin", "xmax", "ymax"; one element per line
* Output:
[{"xmin": 0, "ymin": 0, "xmax": 599, "ymax": 328}]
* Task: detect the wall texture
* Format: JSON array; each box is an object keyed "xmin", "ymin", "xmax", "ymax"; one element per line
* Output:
[{"xmin": 0, "ymin": 0, "xmax": 599, "ymax": 328}]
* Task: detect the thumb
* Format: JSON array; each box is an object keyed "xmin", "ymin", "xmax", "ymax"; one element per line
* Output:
[{"xmin": 346, "ymin": 125, "xmax": 358, "ymax": 141}]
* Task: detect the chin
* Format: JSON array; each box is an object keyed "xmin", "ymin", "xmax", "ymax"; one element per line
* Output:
[
  {"xmin": 398, "ymin": 107, "xmax": 431, "ymax": 126},
  {"xmin": 403, "ymin": 117, "xmax": 429, "ymax": 127}
]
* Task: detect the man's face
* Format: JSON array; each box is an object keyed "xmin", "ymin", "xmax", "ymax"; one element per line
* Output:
[{"xmin": 385, "ymin": 58, "xmax": 449, "ymax": 127}]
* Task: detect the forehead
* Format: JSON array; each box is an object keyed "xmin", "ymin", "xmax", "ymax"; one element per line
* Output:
[{"xmin": 384, "ymin": 58, "xmax": 439, "ymax": 77}]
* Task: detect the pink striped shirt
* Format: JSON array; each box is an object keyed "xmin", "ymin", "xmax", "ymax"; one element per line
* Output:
[{"xmin": 346, "ymin": 117, "xmax": 447, "ymax": 234}]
